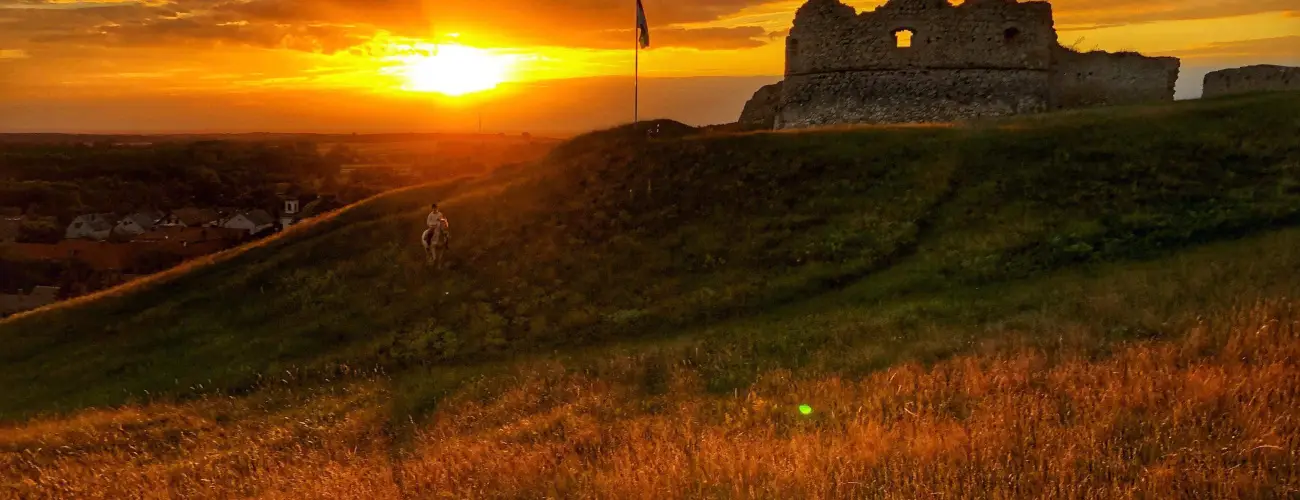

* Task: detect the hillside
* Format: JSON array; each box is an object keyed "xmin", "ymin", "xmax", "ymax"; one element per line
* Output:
[{"xmin": 2, "ymin": 93, "xmax": 1300, "ymax": 497}]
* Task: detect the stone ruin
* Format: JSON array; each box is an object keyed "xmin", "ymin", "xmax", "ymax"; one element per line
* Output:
[
  {"xmin": 740, "ymin": 0, "xmax": 1181, "ymax": 129},
  {"xmin": 1203, "ymin": 65, "xmax": 1300, "ymax": 98}
]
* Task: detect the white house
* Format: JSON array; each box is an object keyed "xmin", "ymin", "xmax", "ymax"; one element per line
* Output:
[
  {"xmin": 279, "ymin": 197, "xmax": 301, "ymax": 230},
  {"xmin": 112, "ymin": 210, "xmax": 163, "ymax": 238},
  {"xmin": 65, "ymin": 214, "xmax": 116, "ymax": 240},
  {"xmin": 157, "ymin": 208, "xmax": 221, "ymax": 228},
  {"xmin": 221, "ymin": 209, "xmax": 276, "ymax": 236}
]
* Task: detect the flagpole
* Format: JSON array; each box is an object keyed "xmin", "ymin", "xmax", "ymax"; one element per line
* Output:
[{"xmin": 634, "ymin": 0, "xmax": 640, "ymax": 126}]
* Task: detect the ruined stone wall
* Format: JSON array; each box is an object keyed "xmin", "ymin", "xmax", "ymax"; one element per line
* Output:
[
  {"xmin": 779, "ymin": 70, "xmax": 1048, "ymax": 128},
  {"xmin": 757, "ymin": 0, "xmax": 1182, "ymax": 129},
  {"xmin": 786, "ymin": 0, "xmax": 1056, "ymax": 74},
  {"xmin": 780, "ymin": 0, "xmax": 1057, "ymax": 128},
  {"xmin": 738, "ymin": 82, "xmax": 784, "ymax": 129},
  {"xmin": 1203, "ymin": 65, "xmax": 1300, "ymax": 98},
  {"xmin": 1051, "ymin": 47, "xmax": 1179, "ymax": 109}
]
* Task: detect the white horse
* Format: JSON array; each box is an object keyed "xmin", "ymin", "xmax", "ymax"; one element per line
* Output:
[{"xmin": 421, "ymin": 223, "xmax": 449, "ymax": 269}]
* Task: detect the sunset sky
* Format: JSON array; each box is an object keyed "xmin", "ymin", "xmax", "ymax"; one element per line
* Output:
[{"xmin": 1, "ymin": 0, "xmax": 1297, "ymax": 134}]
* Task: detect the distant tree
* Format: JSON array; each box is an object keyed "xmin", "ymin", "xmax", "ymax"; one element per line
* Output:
[{"xmin": 16, "ymin": 219, "xmax": 62, "ymax": 244}]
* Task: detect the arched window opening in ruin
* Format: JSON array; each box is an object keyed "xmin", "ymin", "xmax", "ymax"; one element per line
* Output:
[
  {"xmin": 1004, "ymin": 27, "xmax": 1021, "ymax": 42},
  {"xmin": 788, "ymin": 38, "xmax": 800, "ymax": 57},
  {"xmin": 893, "ymin": 29, "xmax": 915, "ymax": 48}
]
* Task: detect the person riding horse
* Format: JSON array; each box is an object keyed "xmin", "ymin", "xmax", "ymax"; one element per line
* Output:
[{"xmin": 422, "ymin": 203, "xmax": 450, "ymax": 269}]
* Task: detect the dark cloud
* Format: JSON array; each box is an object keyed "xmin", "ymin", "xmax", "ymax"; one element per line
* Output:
[
  {"xmin": 34, "ymin": 17, "xmax": 369, "ymax": 54},
  {"xmin": 469, "ymin": 25, "xmax": 770, "ymax": 50},
  {"xmin": 212, "ymin": 0, "xmax": 771, "ymax": 33},
  {"xmin": 210, "ymin": 0, "xmax": 776, "ymax": 48},
  {"xmin": 0, "ymin": 0, "xmax": 778, "ymax": 52},
  {"xmin": 3, "ymin": 0, "xmax": 1298, "ymax": 54},
  {"xmin": 1158, "ymin": 36, "xmax": 1300, "ymax": 61},
  {"xmin": 1049, "ymin": 0, "xmax": 1300, "ymax": 26},
  {"xmin": 0, "ymin": 2, "xmax": 182, "ymax": 46},
  {"xmin": 653, "ymin": 26, "xmax": 769, "ymax": 49}
]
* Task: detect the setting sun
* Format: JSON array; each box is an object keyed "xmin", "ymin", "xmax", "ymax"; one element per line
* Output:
[{"xmin": 388, "ymin": 44, "xmax": 516, "ymax": 97}]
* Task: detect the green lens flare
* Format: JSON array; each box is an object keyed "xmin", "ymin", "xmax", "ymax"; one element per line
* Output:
[{"xmin": 799, "ymin": 404, "xmax": 812, "ymax": 415}]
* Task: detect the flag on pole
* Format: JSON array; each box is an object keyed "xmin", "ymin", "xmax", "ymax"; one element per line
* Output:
[{"xmin": 636, "ymin": 0, "xmax": 650, "ymax": 49}]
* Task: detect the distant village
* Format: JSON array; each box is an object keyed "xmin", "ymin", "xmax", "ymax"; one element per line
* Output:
[
  {"xmin": 0, "ymin": 133, "xmax": 558, "ymax": 317},
  {"xmin": 1, "ymin": 187, "xmax": 342, "ymax": 317}
]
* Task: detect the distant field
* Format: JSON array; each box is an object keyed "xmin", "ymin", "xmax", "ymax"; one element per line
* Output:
[
  {"xmin": 2, "ymin": 93, "xmax": 1300, "ymax": 497},
  {"xmin": 322, "ymin": 135, "xmax": 560, "ymax": 186},
  {"xmin": 0, "ymin": 132, "xmax": 564, "ymax": 145}
]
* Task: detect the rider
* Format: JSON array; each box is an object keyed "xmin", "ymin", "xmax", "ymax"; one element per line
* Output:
[
  {"xmin": 423, "ymin": 203, "xmax": 450, "ymax": 268},
  {"xmin": 424, "ymin": 203, "xmax": 449, "ymax": 248}
]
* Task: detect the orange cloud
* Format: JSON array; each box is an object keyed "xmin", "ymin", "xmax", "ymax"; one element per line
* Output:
[
  {"xmin": 1048, "ymin": 0, "xmax": 1300, "ymax": 27},
  {"xmin": 2, "ymin": 0, "xmax": 777, "ymax": 54},
  {"xmin": 1159, "ymin": 36, "xmax": 1300, "ymax": 62}
]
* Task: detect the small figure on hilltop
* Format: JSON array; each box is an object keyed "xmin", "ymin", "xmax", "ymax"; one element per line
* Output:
[{"xmin": 422, "ymin": 203, "xmax": 450, "ymax": 269}]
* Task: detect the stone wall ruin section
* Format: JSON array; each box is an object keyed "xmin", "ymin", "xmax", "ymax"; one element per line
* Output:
[
  {"xmin": 769, "ymin": 0, "xmax": 1180, "ymax": 129},
  {"xmin": 1051, "ymin": 47, "xmax": 1180, "ymax": 109},
  {"xmin": 780, "ymin": 0, "xmax": 1058, "ymax": 128},
  {"xmin": 786, "ymin": 0, "xmax": 1057, "ymax": 75},
  {"xmin": 1203, "ymin": 65, "xmax": 1300, "ymax": 98},
  {"xmin": 780, "ymin": 69, "xmax": 1048, "ymax": 128},
  {"xmin": 739, "ymin": 82, "xmax": 784, "ymax": 129}
]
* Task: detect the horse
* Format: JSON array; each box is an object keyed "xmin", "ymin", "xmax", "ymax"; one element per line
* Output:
[{"xmin": 421, "ymin": 224, "xmax": 450, "ymax": 269}]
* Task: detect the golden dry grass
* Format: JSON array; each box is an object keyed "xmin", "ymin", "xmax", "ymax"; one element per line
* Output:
[{"xmin": 4, "ymin": 299, "xmax": 1297, "ymax": 499}]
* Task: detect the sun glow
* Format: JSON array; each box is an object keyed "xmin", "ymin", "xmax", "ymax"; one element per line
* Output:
[{"xmin": 389, "ymin": 44, "xmax": 515, "ymax": 96}]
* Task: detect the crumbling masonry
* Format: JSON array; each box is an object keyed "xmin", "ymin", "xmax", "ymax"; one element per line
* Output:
[
  {"xmin": 1203, "ymin": 65, "xmax": 1300, "ymax": 98},
  {"xmin": 740, "ymin": 0, "xmax": 1180, "ymax": 129}
]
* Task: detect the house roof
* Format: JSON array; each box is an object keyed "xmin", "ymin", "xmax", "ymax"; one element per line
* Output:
[
  {"xmin": 125, "ymin": 211, "xmax": 162, "ymax": 228},
  {"xmin": 138, "ymin": 226, "xmax": 198, "ymax": 242},
  {"xmin": 72, "ymin": 214, "xmax": 115, "ymax": 232},
  {"xmin": 171, "ymin": 208, "xmax": 221, "ymax": 226},
  {"xmin": 243, "ymin": 209, "xmax": 276, "ymax": 226}
]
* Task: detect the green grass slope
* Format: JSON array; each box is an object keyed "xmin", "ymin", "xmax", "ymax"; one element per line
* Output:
[{"xmin": 2, "ymin": 92, "xmax": 1299, "ymax": 419}]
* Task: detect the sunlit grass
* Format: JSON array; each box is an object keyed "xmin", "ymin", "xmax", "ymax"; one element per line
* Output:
[{"xmin": 3, "ymin": 298, "xmax": 1296, "ymax": 498}]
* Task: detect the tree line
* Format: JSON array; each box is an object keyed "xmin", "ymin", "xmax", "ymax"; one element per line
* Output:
[{"xmin": 0, "ymin": 140, "xmax": 346, "ymax": 223}]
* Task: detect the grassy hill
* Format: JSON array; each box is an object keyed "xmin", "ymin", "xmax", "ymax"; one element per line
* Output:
[{"xmin": 2, "ymin": 93, "xmax": 1300, "ymax": 497}]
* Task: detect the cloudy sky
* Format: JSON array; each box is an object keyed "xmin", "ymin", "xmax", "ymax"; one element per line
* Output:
[{"xmin": 0, "ymin": 0, "xmax": 1297, "ymax": 134}]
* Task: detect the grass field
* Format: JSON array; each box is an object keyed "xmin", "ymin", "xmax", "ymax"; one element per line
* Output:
[{"xmin": 2, "ymin": 92, "xmax": 1300, "ymax": 498}]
